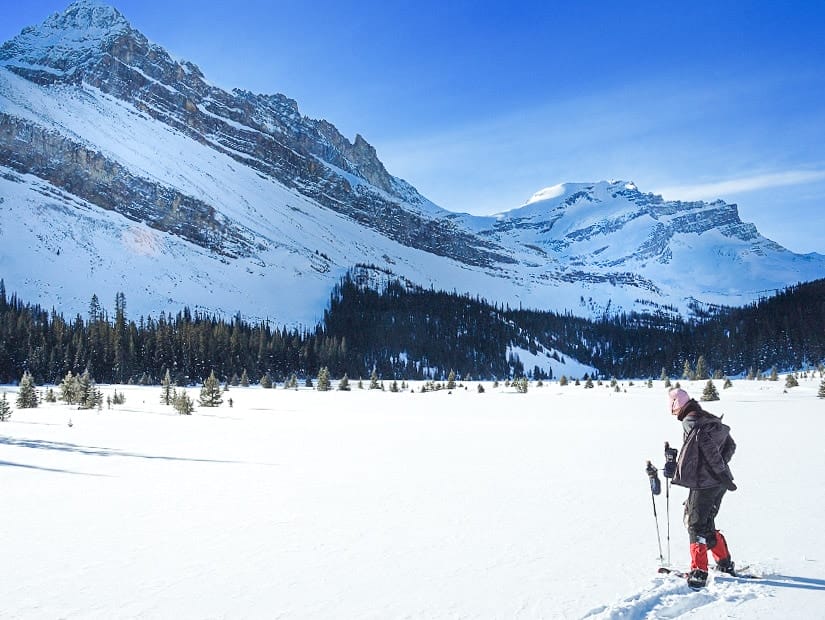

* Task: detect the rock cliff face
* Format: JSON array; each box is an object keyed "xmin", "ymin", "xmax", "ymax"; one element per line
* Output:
[
  {"xmin": 0, "ymin": 113, "xmax": 252, "ymax": 256},
  {"xmin": 0, "ymin": 0, "xmax": 508, "ymax": 269},
  {"xmin": 1, "ymin": 1, "xmax": 823, "ymax": 324}
]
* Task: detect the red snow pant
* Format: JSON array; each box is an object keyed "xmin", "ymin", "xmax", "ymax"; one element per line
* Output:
[{"xmin": 685, "ymin": 485, "xmax": 732, "ymax": 571}]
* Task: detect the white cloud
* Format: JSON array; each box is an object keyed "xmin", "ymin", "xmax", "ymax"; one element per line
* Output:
[{"xmin": 653, "ymin": 170, "xmax": 825, "ymax": 202}]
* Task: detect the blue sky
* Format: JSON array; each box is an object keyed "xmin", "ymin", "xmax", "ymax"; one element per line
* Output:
[{"xmin": 3, "ymin": 1, "xmax": 825, "ymax": 253}]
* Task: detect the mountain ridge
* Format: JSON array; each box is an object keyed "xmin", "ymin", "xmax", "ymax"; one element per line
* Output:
[{"xmin": 1, "ymin": 0, "xmax": 823, "ymax": 326}]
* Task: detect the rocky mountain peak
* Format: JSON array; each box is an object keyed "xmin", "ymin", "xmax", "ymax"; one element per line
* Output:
[
  {"xmin": 0, "ymin": 0, "xmax": 131, "ymax": 74},
  {"xmin": 44, "ymin": 0, "xmax": 128, "ymax": 33}
]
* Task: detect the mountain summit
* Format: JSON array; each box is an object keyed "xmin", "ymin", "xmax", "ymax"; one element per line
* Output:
[
  {"xmin": 0, "ymin": 0, "xmax": 131, "ymax": 75},
  {"xmin": 1, "ymin": 2, "xmax": 823, "ymax": 324}
]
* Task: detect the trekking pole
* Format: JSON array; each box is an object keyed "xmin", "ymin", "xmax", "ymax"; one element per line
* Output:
[
  {"xmin": 665, "ymin": 479, "xmax": 671, "ymax": 565},
  {"xmin": 663, "ymin": 442, "xmax": 678, "ymax": 566},
  {"xmin": 646, "ymin": 460, "xmax": 664, "ymax": 564}
]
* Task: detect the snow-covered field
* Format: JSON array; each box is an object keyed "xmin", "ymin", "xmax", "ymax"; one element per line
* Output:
[{"xmin": 2, "ymin": 378, "xmax": 824, "ymax": 619}]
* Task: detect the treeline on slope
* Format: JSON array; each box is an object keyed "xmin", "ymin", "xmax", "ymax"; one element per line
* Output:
[
  {"xmin": 507, "ymin": 278, "xmax": 825, "ymax": 378},
  {"xmin": 0, "ymin": 274, "xmax": 528, "ymax": 385},
  {"xmin": 1, "ymin": 274, "xmax": 823, "ymax": 385},
  {"xmin": 322, "ymin": 274, "xmax": 529, "ymax": 379},
  {"xmin": 0, "ymin": 283, "xmax": 341, "ymax": 386}
]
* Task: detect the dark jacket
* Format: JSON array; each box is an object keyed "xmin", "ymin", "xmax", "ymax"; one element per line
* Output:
[{"xmin": 672, "ymin": 400, "xmax": 736, "ymax": 489}]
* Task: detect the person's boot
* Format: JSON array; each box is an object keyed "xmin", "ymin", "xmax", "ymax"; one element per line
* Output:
[
  {"xmin": 715, "ymin": 557, "xmax": 736, "ymax": 576},
  {"xmin": 711, "ymin": 531, "xmax": 736, "ymax": 575},
  {"xmin": 687, "ymin": 569, "xmax": 708, "ymax": 588}
]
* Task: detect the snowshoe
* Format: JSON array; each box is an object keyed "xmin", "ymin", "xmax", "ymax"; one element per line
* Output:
[
  {"xmin": 714, "ymin": 557, "xmax": 736, "ymax": 576},
  {"xmin": 686, "ymin": 569, "xmax": 708, "ymax": 589}
]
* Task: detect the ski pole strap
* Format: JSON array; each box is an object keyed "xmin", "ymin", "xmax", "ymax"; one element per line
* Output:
[
  {"xmin": 646, "ymin": 460, "xmax": 662, "ymax": 495},
  {"xmin": 664, "ymin": 442, "xmax": 678, "ymax": 478}
]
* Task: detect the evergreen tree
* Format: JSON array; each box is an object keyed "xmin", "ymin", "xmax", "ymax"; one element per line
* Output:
[
  {"xmin": 390, "ymin": 380, "xmax": 399, "ymax": 393},
  {"xmin": 477, "ymin": 383, "xmax": 485, "ymax": 393},
  {"xmin": 338, "ymin": 373, "xmax": 350, "ymax": 391},
  {"xmin": 585, "ymin": 377, "xmax": 594, "ymax": 389},
  {"xmin": 559, "ymin": 375, "xmax": 568, "ymax": 386},
  {"xmin": 59, "ymin": 371, "xmax": 80, "ymax": 405},
  {"xmin": 446, "ymin": 370, "xmax": 456, "ymax": 390},
  {"xmin": 316, "ymin": 367, "xmax": 331, "ymax": 391},
  {"xmin": 701, "ymin": 379, "xmax": 720, "ymax": 401},
  {"xmin": 161, "ymin": 369, "xmax": 174, "ymax": 405},
  {"xmin": 723, "ymin": 378, "xmax": 733, "ymax": 389},
  {"xmin": 77, "ymin": 369, "xmax": 102, "ymax": 410},
  {"xmin": 0, "ymin": 392, "xmax": 11, "ymax": 421},
  {"xmin": 664, "ymin": 377, "xmax": 672, "ymax": 388},
  {"xmin": 76, "ymin": 369, "xmax": 92, "ymax": 409},
  {"xmin": 113, "ymin": 292, "xmax": 128, "ymax": 383},
  {"xmin": 660, "ymin": 367, "xmax": 668, "ymax": 381},
  {"xmin": 240, "ymin": 369, "xmax": 250, "ymax": 387},
  {"xmin": 94, "ymin": 386, "xmax": 104, "ymax": 410},
  {"xmin": 818, "ymin": 379, "xmax": 825, "ymax": 399},
  {"xmin": 199, "ymin": 370, "xmax": 223, "ymax": 407},
  {"xmin": 515, "ymin": 377, "xmax": 528, "ymax": 393},
  {"xmin": 174, "ymin": 389, "xmax": 195, "ymax": 415},
  {"xmin": 682, "ymin": 360, "xmax": 694, "ymax": 381},
  {"xmin": 785, "ymin": 374, "xmax": 799, "ymax": 389},
  {"xmin": 695, "ymin": 355, "xmax": 709, "ymax": 380},
  {"xmin": 16, "ymin": 371, "xmax": 38, "ymax": 409},
  {"xmin": 369, "ymin": 369, "xmax": 380, "ymax": 390},
  {"xmin": 260, "ymin": 372, "xmax": 273, "ymax": 389},
  {"xmin": 304, "ymin": 376, "xmax": 314, "ymax": 388},
  {"xmin": 769, "ymin": 366, "xmax": 779, "ymax": 381}
]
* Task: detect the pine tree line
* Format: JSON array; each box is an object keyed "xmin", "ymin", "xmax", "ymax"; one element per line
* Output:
[
  {"xmin": 0, "ymin": 281, "xmax": 351, "ymax": 385},
  {"xmin": 1, "ymin": 275, "xmax": 824, "ymax": 385}
]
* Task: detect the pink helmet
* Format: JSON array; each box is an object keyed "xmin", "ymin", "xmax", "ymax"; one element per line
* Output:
[{"xmin": 668, "ymin": 388, "xmax": 690, "ymax": 414}]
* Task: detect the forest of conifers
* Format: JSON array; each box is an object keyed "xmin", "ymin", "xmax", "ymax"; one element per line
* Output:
[{"xmin": 1, "ymin": 274, "xmax": 823, "ymax": 386}]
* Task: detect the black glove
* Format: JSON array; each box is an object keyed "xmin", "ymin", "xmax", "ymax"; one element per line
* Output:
[
  {"xmin": 663, "ymin": 442, "xmax": 677, "ymax": 478},
  {"xmin": 646, "ymin": 460, "xmax": 661, "ymax": 495}
]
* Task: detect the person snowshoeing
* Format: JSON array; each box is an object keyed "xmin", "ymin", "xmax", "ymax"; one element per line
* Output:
[{"xmin": 668, "ymin": 387, "xmax": 737, "ymax": 588}]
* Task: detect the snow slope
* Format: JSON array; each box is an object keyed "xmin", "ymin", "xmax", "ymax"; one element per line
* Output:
[{"xmin": 2, "ymin": 378, "xmax": 824, "ymax": 618}]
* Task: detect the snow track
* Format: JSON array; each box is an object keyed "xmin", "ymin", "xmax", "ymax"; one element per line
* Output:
[{"xmin": 582, "ymin": 571, "xmax": 766, "ymax": 619}]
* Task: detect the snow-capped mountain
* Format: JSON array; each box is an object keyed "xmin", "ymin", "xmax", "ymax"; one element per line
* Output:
[{"xmin": 1, "ymin": 0, "xmax": 823, "ymax": 325}]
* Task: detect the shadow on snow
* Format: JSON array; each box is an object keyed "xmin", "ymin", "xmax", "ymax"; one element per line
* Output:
[
  {"xmin": 0, "ymin": 435, "xmax": 269, "ymax": 466},
  {"xmin": 0, "ymin": 459, "xmax": 111, "ymax": 476}
]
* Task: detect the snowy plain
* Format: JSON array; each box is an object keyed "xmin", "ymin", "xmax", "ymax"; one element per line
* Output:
[{"xmin": 2, "ymin": 377, "xmax": 824, "ymax": 619}]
